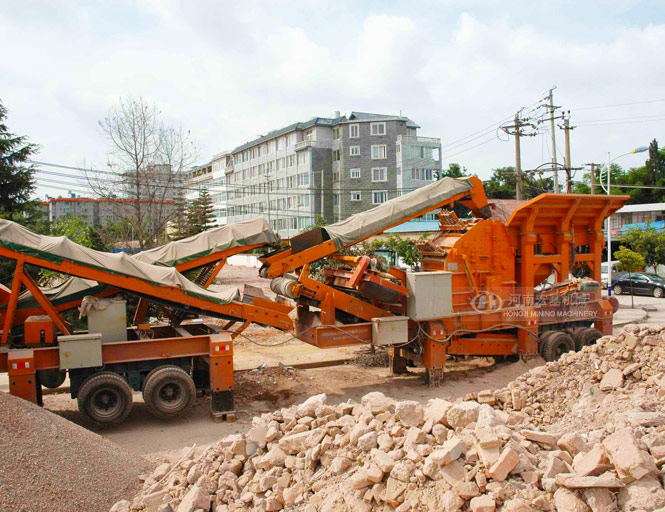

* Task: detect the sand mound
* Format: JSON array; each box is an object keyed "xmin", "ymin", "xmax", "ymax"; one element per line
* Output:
[{"xmin": 0, "ymin": 391, "xmax": 149, "ymax": 512}]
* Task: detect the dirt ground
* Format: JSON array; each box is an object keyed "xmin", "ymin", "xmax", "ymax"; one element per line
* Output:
[{"xmin": 41, "ymin": 349, "xmax": 544, "ymax": 460}]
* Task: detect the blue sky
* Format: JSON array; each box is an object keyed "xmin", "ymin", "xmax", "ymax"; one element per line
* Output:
[{"xmin": 1, "ymin": 0, "xmax": 664, "ymax": 198}]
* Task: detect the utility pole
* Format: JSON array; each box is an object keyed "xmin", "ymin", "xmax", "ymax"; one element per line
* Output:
[
  {"xmin": 514, "ymin": 112, "xmax": 523, "ymax": 200},
  {"xmin": 501, "ymin": 111, "xmax": 536, "ymax": 200},
  {"xmin": 585, "ymin": 163, "xmax": 601, "ymax": 194},
  {"xmin": 561, "ymin": 112, "xmax": 574, "ymax": 193},
  {"xmin": 548, "ymin": 88, "xmax": 559, "ymax": 193}
]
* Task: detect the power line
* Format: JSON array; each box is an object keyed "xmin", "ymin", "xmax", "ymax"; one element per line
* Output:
[{"xmin": 570, "ymin": 98, "xmax": 665, "ymax": 112}]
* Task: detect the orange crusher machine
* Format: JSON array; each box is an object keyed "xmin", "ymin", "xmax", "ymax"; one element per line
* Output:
[
  {"xmin": 262, "ymin": 177, "xmax": 628, "ymax": 385},
  {"xmin": 0, "ymin": 219, "xmax": 292, "ymax": 425}
]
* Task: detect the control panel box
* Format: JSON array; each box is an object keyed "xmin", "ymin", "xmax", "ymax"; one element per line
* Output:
[
  {"xmin": 24, "ymin": 315, "xmax": 55, "ymax": 344},
  {"xmin": 406, "ymin": 271, "xmax": 453, "ymax": 321},
  {"xmin": 58, "ymin": 333, "xmax": 103, "ymax": 370},
  {"xmin": 372, "ymin": 316, "xmax": 409, "ymax": 346},
  {"xmin": 87, "ymin": 300, "xmax": 127, "ymax": 342}
]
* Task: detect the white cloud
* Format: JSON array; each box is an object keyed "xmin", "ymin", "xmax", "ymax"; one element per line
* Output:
[{"xmin": 0, "ymin": 1, "xmax": 663, "ymax": 198}]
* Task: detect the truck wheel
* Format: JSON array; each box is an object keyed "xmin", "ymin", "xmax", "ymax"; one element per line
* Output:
[
  {"xmin": 580, "ymin": 328, "xmax": 603, "ymax": 348},
  {"xmin": 571, "ymin": 327, "xmax": 589, "ymax": 351},
  {"xmin": 142, "ymin": 366, "xmax": 196, "ymax": 419},
  {"xmin": 77, "ymin": 372, "xmax": 133, "ymax": 426},
  {"xmin": 538, "ymin": 331, "xmax": 557, "ymax": 358},
  {"xmin": 37, "ymin": 369, "xmax": 66, "ymax": 389},
  {"xmin": 542, "ymin": 332, "xmax": 575, "ymax": 362}
]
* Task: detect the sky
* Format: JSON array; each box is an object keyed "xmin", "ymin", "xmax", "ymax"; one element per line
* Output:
[{"xmin": 1, "ymin": 0, "xmax": 665, "ymax": 199}]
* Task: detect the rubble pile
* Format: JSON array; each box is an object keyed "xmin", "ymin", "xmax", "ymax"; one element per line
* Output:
[{"xmin": 113, "ymin": 325, "xmax": 665, "ymax": 512}]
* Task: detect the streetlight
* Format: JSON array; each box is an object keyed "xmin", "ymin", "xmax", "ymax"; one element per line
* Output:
[{"xmin": 600, "ymin": 146, "xmax": 649, "ymax": 296}]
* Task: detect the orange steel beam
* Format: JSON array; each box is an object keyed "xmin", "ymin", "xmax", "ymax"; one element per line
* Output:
[
  {"xmin": 1, "ymin": 259, "xmax": 25, "ymax": 344},
  {"xmin": 0, "ymin": 246, "xmax": 293, "ymax": 332},
  {"xmin": 0, "ymin": 334, "xmax": 216, "ymax": 372},
  {"xmin": 298, "ymin": 265, "xmax": 392, "ymax": 322},
  {"xmin": 18, "ymin": 266, "xmax": 71, "ymax": 337},
  {"xmin": 266, "ymin": 177, "xmax": 490, "ymax": 279}
]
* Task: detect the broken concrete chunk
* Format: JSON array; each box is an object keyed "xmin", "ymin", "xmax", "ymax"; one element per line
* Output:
[
  {"xmin": 520, "ymin": 429, "xmax": 559, "ymax": 447},
  {"xmin": 488, "ymin": 446, "xmax": 520, "ymax": 482},
  {"xmin": 573, "ymin": 443, "xmax": 613, "ymax": 477},
  {"xmin": 469, "ymin": 494, "xmax": 496, "ymax": 512},
  {"xmin": 394, "ymin": 400, "xmax": 424, "ymax": 428},
  {"xmin": 558, "ymin": 432, "xmax": 588, "ymax": 457},
  {"xmin": 602, "ymin": 428, "xmax": 658, "ymax": 483},
  {"xmin": 599, "ymin": 369, "xmax": 623, "ymax": 391},
  {"xmin": 446, "ymin": 401, "xmax": 480, "ymax": 429},
  {"xmin": 553, "ymin": 488, "xmax": 591, "ymax": 512}
]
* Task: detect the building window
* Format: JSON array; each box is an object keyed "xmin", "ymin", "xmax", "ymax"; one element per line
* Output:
[
  {"xmin": 349, "ymin": 146, "xmax": 360, "ymax": 156},
  {"xmin": 396, "ymin": 167, "xmax": 401, "ymax": 176},
  {"xmin": 297, "ymin": 173, "xmax": 310, "ymax": 186},
  {"xmin": 333, "ymin": 127, "xmax": 340, "ymax": 139},
  {"xmin": 333, "ymin": 193, "xmax": 339, "ymax": 206},
  {"xmin": 288, "ymin": 155, "xmax": 295, "ymax": 167},
  {"xmin": 371, "ymin": 145, "xmax": 387, "ymax": 159},
  {"xmin": 372, "ymin": 167, "xmax": 387, "ymax": 182},
  {"xmin": 350, "ymin": 191, "xmax": 361, "ymax": 201},
  {"xmin": 333, "ymin": 171, "xmax": 340, "ymax": 182},
  {"xmin": 372, "ymin": 191, "xmax": 388, "ymax": 204},
  {"xmin": 350, "ymin": 168, "xmax": 361, "ymax": 179},
  {"xmin": 396, "ymin": 145, "xmax": 400, "ymax": 153},
  {"xmin": 349, "ymin": 124, "xmax": 360, "ymax": 138},
  {"xmin": 371, "ymin": 122, "xmax": 386, "ymax": 136}
]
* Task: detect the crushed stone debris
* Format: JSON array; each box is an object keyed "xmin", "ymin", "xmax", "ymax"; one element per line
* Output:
[
  {"xmin": 111, "ymin": 323, "xmax": 665, "ymax": 511},
  {"xmin": 0, "ymin": 390, "xmax": 149, "ymax": 512}
]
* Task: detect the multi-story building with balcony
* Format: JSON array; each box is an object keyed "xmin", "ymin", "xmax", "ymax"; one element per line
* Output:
[{"xmin": 186, "ymin": 112, "xmax": 442, "ymax": 237}]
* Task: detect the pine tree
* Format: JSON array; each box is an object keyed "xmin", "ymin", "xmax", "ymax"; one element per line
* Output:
[
  {"xmin": 187, "ymin": 189, "xmax": 217, "ymax": 235},
  {"xmin": 0, "ymin": 100, "xmax": 37, "ymax": 220},
  {"xmin": 170, "ymin": 190, "xmax": 192, "ymax": 240}
]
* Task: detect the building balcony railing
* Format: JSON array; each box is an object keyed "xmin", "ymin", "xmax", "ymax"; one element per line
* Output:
[
  {"xmin": 397, "ymin": 135, "xmax": 441, "ymax": 145},
  {"xmin": 294, "ymin": 139, "xmax": 331, "ymax": 151}
]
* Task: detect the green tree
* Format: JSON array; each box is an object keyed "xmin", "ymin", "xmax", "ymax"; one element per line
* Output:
[
  {"xmin": 0, "ymin": 100, "xmax": 37, "ymax": 220},
  {"xmin": 170, "ymin": 190, "xmax": 192, "ymax": 240},
  {"xmin": 187, "ymin": 189, "xmax": 216, "ymax": 235},
  {"xmin": 483, "ymin": 167, "xmax": 553, "ymax": 199},
  {"xmin": 440, "ymin": 163, "xmax": 467, "ymax": 178},
  {"xmin": 620, "ymin": 227, "xmax": 665, "ymax": 273},
  {"xmin": 614, "ymin": 245, "xmax": 646, "ymax": 308}
]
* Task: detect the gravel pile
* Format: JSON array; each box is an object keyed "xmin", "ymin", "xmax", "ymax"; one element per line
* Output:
[
  {"xmin": 0, "ymin": 391, "xmax": 149, "ymax": 512},
  {"xmin": 113, "ymin": 325, "xmax": 665, "ymax": 511}
]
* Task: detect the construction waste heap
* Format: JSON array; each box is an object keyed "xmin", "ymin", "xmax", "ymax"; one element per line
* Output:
[{"xmin": 110, "ymin": 323, "xmax": 665, "ymax": 512}]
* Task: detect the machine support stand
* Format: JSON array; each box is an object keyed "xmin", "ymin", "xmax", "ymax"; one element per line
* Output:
[
  {"xmin": 211, "ymin": 390, "xmax": 236, "ymax": 422},
  {"xmin": 209, "ymin": 335, "xmax": 235, "ymax": 422},
  {"xmin": 425, "ymin": 367, "xmax": 444, "ymax": 387},
  {"xmin": 389, "ymin": 348, "xmax": 409, "ymax": 375}
]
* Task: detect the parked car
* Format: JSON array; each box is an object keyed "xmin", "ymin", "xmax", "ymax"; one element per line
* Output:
[
  {"xmin": 601, "ymin": 260, "xmax": 620, "ymax": 287},
  {"xmin": 611, "ymin": 272, "xmax": 665, "ymax": 298}
]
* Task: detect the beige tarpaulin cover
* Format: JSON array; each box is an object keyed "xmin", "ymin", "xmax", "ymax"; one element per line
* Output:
[
  {"xmin": 133, "ymin": 218, "xmax": 278, "ymax": 266},
  {"xmin": 6, "ymin": 218, "xmax": 278, "ymax": 310},
  {"xmin": 324, "ymin": 177, "xmax": 473, "ymax": 249},
  {"xmin": 0, "ymin": 220, "xmax": 239, "ymax": 305}
]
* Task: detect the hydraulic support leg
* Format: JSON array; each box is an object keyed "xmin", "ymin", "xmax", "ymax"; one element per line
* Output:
[
  {"xmin": 209, "ymin": 334, "xmax": 235, "ymax": 422},
  {"xmin": 8, "ymin": 349, "xmax": 41, "ymax": 405}
]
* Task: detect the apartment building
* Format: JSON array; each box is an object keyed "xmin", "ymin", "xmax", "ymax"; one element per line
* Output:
[
  {"xmin": 47, "ymin": 197, "xmax": 176, "ymax": 229},
  {"xmin": 185, "ymin": 112, "xmax": 442, "ymax": 237}
]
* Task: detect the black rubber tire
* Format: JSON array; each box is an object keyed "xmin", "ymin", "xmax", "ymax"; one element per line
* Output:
[
  {"xmin": 37, "ymin": 369, "xmax": 66, "ymax": 389},
  {"xmin": 653, "ymin": 287, "xmax": 664, "ymax": 298},
  {"xmin": 571, "ymin": 327, "xmax": 589, "ymax": 352},
  {"xmin": 580, "ymin": 328, "xmax": 603, "ymax": 348},
  {"xmin": 142, "ymin": 366, "xmax": 196, "ymax": 419},
  {"xmin": 77, "ymin": 372, "xmax": 133, "ymax": 426},
  {"xmin": 612, "ymin": 284, "xmax": 623, "ymax": 295},
  {"xmin": 538, "ymin": 331, "xmax": 557, "ymax": 358},
  {"xmin": 542, "ymin": 331, "xmax": 575, "ymax": 362}
]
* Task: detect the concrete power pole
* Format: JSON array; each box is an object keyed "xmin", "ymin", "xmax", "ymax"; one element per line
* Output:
[
  {"xmin": 548, "ymin": 88, "xmax": 559, "ymax": 192},
  {"xmin": 562, "ymin": 114, "xmax": 574, "ymax": 193},
  {"xmin": 501, "ymin": 112, "xmax": 535, "ymax": 200},
  {"xmin": 585, "ymin": 163, "xmax": 601, "ymax": 194},
  {"xmin": 514, "ymin": 113, "xmax": 523, "ymax": 200}
]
